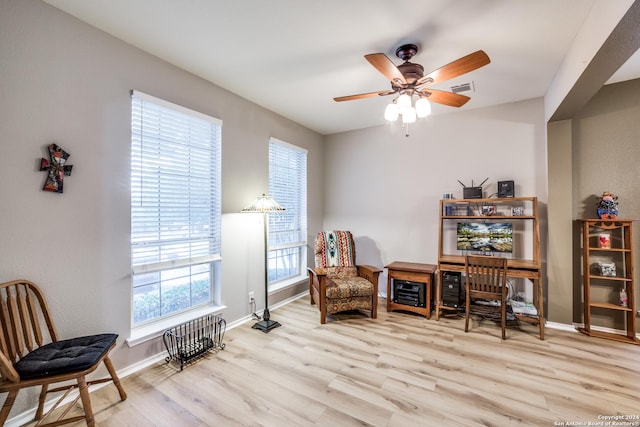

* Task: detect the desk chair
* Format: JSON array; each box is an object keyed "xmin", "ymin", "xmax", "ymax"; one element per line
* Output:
[
  {"xmin": 0, "ymin": 280, "xmax": 127, "ymax": 426},
  {"xmin": 464, "ymin": 255, "xmax": 509, "ymax": 339}
]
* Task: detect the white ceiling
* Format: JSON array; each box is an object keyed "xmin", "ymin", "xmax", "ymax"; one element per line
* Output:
[{"xmin": 43, "ymin": 0, "xmax": 640, "ymax": 135}]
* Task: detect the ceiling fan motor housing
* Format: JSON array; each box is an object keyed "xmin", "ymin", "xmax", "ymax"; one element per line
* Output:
[
  {"xmin": 394, "ymin": 44, "xmax": 424, "ymax": 86},
  {"xmin": 397, "ymin": 62, "xmax": 424, "ymax": 86}
]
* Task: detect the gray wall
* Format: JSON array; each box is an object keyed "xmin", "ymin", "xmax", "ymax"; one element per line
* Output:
[
  {"xmin": 324, "ymin": 98, "xmax": 548, "ymax": 304},
  {"xmin": 545, "ymin": 1, "xmax": 640, "ymax": 331},
  {"xmin": 571, "ymin": 79, "xmax": 640, "ymax": 331},
  {"xmin": 0, "ymin": 0, "xmax": 323, "ymax": 418},
  {"xmin": 547, "ymin": 120, "xmax": 574, "ymax": 324},
  {"xmin": 547, "ymin": 79, "xmax": 640, "ymax": 331}
]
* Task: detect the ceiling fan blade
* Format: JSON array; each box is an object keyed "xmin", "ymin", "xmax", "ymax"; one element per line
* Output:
[
  {"xmin": 422, "ymin": 89, "xmax": 470, "ymax": 107},
  {"xmin": 333, "ymin": 90, "xmax": 395, "ymax": 102},
  {"xmin": 364, "ymin": 53, "xmax": 407, "ymax": 85},
  {"xmin": 416, "ymin": 50, "xmax": 490, "ymax": 86}
]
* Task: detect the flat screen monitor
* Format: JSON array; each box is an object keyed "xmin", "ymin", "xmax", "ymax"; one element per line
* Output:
[{"xmin": 456, "ymin": 222, "xmax": 513, "ymax": 253}]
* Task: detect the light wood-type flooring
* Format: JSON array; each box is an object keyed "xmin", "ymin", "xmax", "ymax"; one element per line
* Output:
[{"xmin": 29, "ymin": 297, "xmax": 640, "ymax": 426}]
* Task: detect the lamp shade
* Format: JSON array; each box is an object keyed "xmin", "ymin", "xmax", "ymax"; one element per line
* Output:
[
  {"xmin": 384, "ymin": 103, "xmax": 399, "ymax": 121},
  {"xmin": 241, "ymin": 193, "xmax": 285, "ymax": 213},
  {"xmin": 397, "ymin": 93, "xmax": 412, "ymax": 110},
  {"xmin": 415, "ymin": 97, "xmax": 432, "ymax": 118},
  {"xmin": 402, "ymin": 107, "xmax": 416, "ymax": 124}
]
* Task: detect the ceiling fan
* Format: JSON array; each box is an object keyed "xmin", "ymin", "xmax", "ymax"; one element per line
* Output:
[{"xmin": 334, "ymin": 44, "xmax": 490, "ymax": 115}]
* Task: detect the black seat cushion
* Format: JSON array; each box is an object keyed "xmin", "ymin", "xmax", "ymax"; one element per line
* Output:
[{"xmin": 14, "ymin": 333, "xmax": 118, "ymax": 379}]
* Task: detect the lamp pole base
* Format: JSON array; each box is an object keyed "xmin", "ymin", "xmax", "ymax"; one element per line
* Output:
[{"xmin": 252, "ymin": 318, "xmax": 281, "ymax": 333}]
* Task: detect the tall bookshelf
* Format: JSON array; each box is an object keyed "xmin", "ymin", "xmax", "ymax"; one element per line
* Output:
[
  {"xmin": 436, "ymin": 197, "xmax": 544, "ymax": 339},
  {"xmin": 578, "ymin": 219, "xmax": 638, "ymax": 344}
]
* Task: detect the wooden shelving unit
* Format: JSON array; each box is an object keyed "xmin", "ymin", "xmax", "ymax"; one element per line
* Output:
[
  {"xmin": 578, "ymin": 219, "xmax": 639, "ymax": 344},
  {"xmin": 436, "ymin": 197, "xmax": 544, "ymax": 339}
]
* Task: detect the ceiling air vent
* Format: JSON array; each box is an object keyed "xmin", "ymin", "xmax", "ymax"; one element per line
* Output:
[{"xmin": 451, "ymin": 82, "xmax": 474, "ymax": 94}]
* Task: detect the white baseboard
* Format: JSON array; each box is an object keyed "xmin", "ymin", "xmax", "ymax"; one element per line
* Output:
[{"xmin": 546, "ymin": 320, "xmax": 579, "ymax": 333}]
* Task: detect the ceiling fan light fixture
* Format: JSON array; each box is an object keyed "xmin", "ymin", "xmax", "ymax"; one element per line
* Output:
[
  {"xmin": 384, "ymin": 103, "xmax": 399, "ymax": 121},
  {"xmin": 402, "ymin": 107, "xmax": 416, "ymax": 124},
  {"xmin": 335, "ymin": 48, "xmax": 490, "ymax": 132},
  {"xmin": 415, "ymin": 97, "xmax": 432, "ymax": 118},
  {"xmin": 397, "ymin": 93, "xmax": 412, "ymax": 109}
]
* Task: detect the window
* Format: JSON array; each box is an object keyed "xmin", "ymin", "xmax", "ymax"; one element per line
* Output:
[
  {"xmin": 131, "ymin": 91, "xmax": 222, "ymax": 326},
  {"xmin": 268, "ymin": 138, "xmax": 307, "ymax": 284}
]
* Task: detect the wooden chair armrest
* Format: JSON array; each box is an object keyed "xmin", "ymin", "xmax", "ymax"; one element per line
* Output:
[
  {"xmin": 307, "ymin": 267, "xmax": 327, "ymax": 278},
  {"xmin": 357, "ymin": 264, "xmax": 382, "ymax": 277},
  {"xmin": 308, "ymin": 267, "xmax": 330, "ymax": 295},
  {"xmin": 356, "ymin": 264, "xmax": 382, "ymax": 292}
]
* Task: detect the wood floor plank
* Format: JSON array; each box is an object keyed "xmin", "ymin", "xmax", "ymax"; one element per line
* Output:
[{"xmin": 29, "ymin": 296, "xmax": 640, "ymax": 426}]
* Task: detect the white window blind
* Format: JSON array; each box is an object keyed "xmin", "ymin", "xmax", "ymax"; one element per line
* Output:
[
  {"xmin": 268, "ymin": 138, "xmax": 307, "ymax": 282},
  {"xmin": 131, "ymin": 90, "xmax": 221, "ymax": 324}
]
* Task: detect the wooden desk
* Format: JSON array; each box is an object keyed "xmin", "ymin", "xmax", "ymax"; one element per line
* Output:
[
  {"xmin": 385, "ymin": 262, "xmax": 437, "ymax": 319},
  {"xmin": 435, "ymin": 258, "xmax": 544, "ymax": 340}
]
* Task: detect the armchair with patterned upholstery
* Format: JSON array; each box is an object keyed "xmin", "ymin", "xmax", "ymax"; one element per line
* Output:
[{"xmin": 308, "ymin": 231, "xmax": 382, "ymax": 324}]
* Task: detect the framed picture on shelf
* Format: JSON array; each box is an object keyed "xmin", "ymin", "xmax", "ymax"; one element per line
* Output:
[
  {"xmin": 512, "ymin": 207, "xmax": 525, "ymax": 216},
  {"xmin": 482, "ymin": 205, "xmax": 496, "ymax": 216}
]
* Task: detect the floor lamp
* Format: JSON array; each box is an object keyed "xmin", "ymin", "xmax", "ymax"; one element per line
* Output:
[{"xmin": 241, "ymin": 193, "xmax": 285, "ymax": 333}]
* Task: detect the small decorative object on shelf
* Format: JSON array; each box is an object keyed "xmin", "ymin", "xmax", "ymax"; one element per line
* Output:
[
  {"xmin": 511, "ymin": 207, "xmax": 525, "ymax": 216},
  {"xmin": 620, "ymin": 288, "xmax": 628, "ymax": 307},
  {"xmin": 454, "ymin": 205, "xmax": 470, "ymax": 216},
  {"xmin": 596, "ymin": 191, "xmax": 619, "ymax": 219},
  {"xmin": 598, "ymin": 233, "xmax": 611, "ymax": 248},
  {"xmin": 482, "ymin": 205, "xmax": 496, "ymax": 216},
  {"xmin": 596, "ymin": 261, "xmax": 616, "ymax": 277}
]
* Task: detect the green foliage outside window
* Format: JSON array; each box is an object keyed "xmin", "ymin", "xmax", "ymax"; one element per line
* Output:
[{"xmin": 133, "ymin": 279, "xmax": 210, "ymax": 324}]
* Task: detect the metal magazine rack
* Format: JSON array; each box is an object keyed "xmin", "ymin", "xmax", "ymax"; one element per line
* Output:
[{"xmin": 163, "ymin": 313, "xmax": 226, "ymax": 370}]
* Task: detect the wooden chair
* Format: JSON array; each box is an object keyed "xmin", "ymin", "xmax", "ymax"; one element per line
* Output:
[
  {"xmin": 464, "ymin": 255, "xmax": 509, "ymax": 339},
  {"xmin": 0, "ymin": 280, "xmax": 127, "ymax": 426},
  {"xmin": 308, "ymin": 231, "xmax": 382, "ymax": 324}
]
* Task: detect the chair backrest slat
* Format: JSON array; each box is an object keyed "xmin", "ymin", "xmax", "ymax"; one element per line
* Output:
[
  {"xmin": 0, "ymin": 280, "xmax": 57, "ymax": 366},
  {"xmin": 17, "ymin": 286, "xmax": 36, "ymax": 352},
  {"xmin": 27, "ymin": 289, "xmax": 46, "ymax": 346},
  {"xmin": 7, "ymin": 289, "xmax": 25, "ymax": 359},
  {"xmin": 465, "ymin": 255, "xmax": 508, "ymax": 295},
  {"xmin": 0, "ymin": 293, "xmax": 12, "ymax": 358}
]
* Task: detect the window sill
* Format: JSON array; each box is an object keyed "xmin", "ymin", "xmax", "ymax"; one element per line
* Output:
[
  {"xmin": 126, "ymin": 304, "xmax": 226, "ymax": 347},
  {"xmin": 270, "ymin": 274, "xmax": 307, "ymax": 293}
]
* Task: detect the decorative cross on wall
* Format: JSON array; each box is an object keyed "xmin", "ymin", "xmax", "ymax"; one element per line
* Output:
[{"xmin": 40, "ymin": 143, "xmax": 73, "ymax": 193}]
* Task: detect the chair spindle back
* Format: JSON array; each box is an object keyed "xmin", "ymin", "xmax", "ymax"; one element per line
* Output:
[
  {"xmin": 0, "ymin": 280, "xmax": 58, "ymax": 365},
  {"xmin": 465, "ymin": 256, "xmax": 508, "ymax": 296}
]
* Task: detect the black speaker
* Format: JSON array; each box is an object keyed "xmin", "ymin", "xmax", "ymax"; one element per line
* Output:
[
  {"xmin": 441, "ymin": 272, "xmax": 463, "ymax": 308},
  {"xmin": 497, "ymin": 180, "xmax": 514, "ymax": 198}
]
